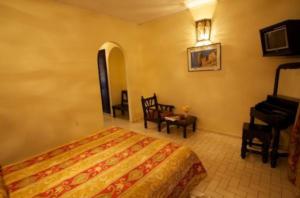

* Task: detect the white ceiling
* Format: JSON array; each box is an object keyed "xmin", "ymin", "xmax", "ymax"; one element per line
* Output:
[{"xmin": 58, "ymin": 0, "xmax": 189, "ymax": 24}]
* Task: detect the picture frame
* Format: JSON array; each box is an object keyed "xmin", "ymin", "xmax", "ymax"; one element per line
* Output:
[{"xmin": 187, "ymin": 43, "xmax": 221, "ymax": 72}]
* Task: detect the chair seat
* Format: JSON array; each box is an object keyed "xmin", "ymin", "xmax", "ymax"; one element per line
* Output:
[
  {"xmin": 113, "ymin": 104, "xmax": 128, "ymax": 110},
  {"xmin": 161, "ymin": 111, "xmax": 173, "ymax": 118},
  {"xmin": 148, "ymin": 109, "xmax": 173, "ymax": 120}
]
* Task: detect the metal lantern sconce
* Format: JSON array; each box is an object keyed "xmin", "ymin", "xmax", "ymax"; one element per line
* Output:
[{"xmin": 196, "ymin": 19, "xmax": 211, "ymax": 41}]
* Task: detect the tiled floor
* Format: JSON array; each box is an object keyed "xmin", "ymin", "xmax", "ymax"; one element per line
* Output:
[{"xmin": 104, "ymin": 116, "xmax": 300, "ymax": 198}]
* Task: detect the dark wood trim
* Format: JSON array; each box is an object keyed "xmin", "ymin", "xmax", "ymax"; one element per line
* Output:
[{"xmin": 97, "ymin": 49, "xmax": 111, "ymax": 114}]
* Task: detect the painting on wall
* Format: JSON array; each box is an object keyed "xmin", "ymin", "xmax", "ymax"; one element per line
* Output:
[{"xmin": 187, "ymin": 43, "xmax": 221, "ymax": 72}]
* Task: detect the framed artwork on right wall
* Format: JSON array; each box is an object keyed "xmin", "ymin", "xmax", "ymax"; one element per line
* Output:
[{"xmin": 187, "ymin": 43, "xmax": 221, "ymax": 72}]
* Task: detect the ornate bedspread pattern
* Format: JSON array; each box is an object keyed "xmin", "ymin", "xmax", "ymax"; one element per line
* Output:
[{"xmin": 3, "ymin": 127, "xmax": 206, "ymax": 198}]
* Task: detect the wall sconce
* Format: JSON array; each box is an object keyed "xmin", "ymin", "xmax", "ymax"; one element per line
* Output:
[{"xmin": 196, "ymin": 19, "xmax": 211, "ymax": 41}]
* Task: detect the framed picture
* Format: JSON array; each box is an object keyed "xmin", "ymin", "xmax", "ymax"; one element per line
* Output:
[{"xmin": 187, "ymin": 43, "xmax": 221, "ymax": 72}]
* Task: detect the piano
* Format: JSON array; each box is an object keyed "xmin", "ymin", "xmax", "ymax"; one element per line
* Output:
[{"xmin": 250, "ymin": 62, "xmax": 300, "ymax": 167}]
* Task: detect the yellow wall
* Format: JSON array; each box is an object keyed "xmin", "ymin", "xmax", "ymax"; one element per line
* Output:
[
  {"xmin": 0, "ymin": 0, "xmax": 139, "ymax": 164},
  {"xmin": 109, "ymin": 47, "xmax": 127, "ymax": 107},
  {"xmin": 138, "ymin": 0, "xmax": 300, "ymax": 136}
]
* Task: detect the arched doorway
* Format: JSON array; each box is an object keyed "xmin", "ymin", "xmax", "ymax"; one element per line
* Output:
[{"xmin": 97, "ymin": 42, "xmax": 129, "ymax": 120}]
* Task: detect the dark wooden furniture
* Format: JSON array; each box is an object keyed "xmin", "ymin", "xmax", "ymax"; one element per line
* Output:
[
  {"xmin": 141, "ymin": 94, "xmax": 175, "ymax": 131},
  {"xmin": 259, "ymin": 20, "xmax": 300, "ymax": 56},
  {"xmin": 166, "ymin": 115, "xmax": 197, "ymax": 138},
  {"xmin": 250, "ymin": 63, "xmax": 300, "ymax": 167},
  {"xmin": 241, "ymin": 122, "xmax": 272, "ymax": 163},
  {"xmin": 112, "ymin": 90, "xmax": 128, "ymax": 117}
]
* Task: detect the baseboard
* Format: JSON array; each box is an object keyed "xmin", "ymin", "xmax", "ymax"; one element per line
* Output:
[{"xmin": 199, "ymin": 127, "xmax": 242, "ymax": 139}]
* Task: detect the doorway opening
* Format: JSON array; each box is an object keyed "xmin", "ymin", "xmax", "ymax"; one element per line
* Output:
[{"xmin": 97, "ymin": 42, "xmax": 129, "ymax": 121}]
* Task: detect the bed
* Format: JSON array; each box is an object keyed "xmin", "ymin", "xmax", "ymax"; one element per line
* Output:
[{"xmin": 2, "ymin": 127, "xmax": 206, "ymax": 198}]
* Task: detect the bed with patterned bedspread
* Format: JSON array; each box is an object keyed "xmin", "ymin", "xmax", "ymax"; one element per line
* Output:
[{"xmin": 2, "ymin": 127, "xmax": 206, "ymax": 198}]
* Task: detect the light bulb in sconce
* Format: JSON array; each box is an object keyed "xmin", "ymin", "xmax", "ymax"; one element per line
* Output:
[
  {"xmin": 196, "ymin": 19, "xmax": 211, "ymax": 42},
  {"xmin": 196, "ymin": 19, "xmax": 211, "ymax": 41}
]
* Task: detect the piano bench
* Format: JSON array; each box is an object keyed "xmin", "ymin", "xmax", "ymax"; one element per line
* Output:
[{"xmin": 241, "ymin": 123, "xmax": 272, "ymax": 163}]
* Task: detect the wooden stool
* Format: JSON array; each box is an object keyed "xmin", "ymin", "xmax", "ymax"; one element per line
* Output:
[{"xmin": 241, "ymin": 123, "xmax": 272, "ymax": 163}]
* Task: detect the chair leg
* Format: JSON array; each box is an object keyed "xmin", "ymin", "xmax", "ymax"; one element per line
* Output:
[
  {"xmin": 271, "ymin": 128, "xmax": 280, "ymax": 168},
  {"xmin": 144, "ymin": 120, "xmax": 148, "ymax": 129},
  {"xmin": 158, "ymin": 123, "xmax": 161, "ymax": 132},
  {"xmin": 183, "ymin": 126, "xmax": 187, "ymax": 138},
  {"xmin": 193, "ymin": 122, "xmax": 196, "ymax": 132},
  {"xmin": 241, "ymin": 130, "xmax": 247, "ymax": 159},
  {"xmin": 113, "ymin": 108, "xmax": 116, "ymax": 117},
  {"xmin": 262, "ymin": 142, "xmax": 269, "ymax": 163},
  {"xmin": 263, "ymin": 133, "xmax": 271, "ymax": 163}
]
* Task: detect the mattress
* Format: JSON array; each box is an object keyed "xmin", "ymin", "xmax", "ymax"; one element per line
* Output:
[{"xmin": 3, "ymin": 127, "xmax": 206, "ymax": 198}]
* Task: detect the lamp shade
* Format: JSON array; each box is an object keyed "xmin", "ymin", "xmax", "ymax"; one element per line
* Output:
[{"xmin": 196, "ymin": 19, "xmax": 211, "ymax": 41}]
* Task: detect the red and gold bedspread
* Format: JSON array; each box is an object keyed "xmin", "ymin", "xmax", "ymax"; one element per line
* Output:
[{"xmin": 3, "ymin": 127, "xmax": 206, "ymax": 198}]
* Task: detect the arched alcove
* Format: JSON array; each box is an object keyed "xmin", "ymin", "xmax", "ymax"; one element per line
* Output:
[{"xmin": 97, "ymin": 42, "xmax": 130, "ymax": 121}]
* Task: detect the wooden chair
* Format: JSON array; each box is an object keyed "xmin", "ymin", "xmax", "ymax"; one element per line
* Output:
[
  {"xmin": 141, "ymin": 94, "xmax": 175, "ymax": 131},
  {"xmin": 112, "ymin": 90, "xmax": 128, "ymax": 117}
]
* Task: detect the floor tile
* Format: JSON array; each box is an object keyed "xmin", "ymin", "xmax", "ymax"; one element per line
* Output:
[{"xmin": 104, "ymin": 116, "xmax": 299, "ymax": 197}]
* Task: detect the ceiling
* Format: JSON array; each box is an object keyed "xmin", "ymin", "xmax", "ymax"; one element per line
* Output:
[{"xmin": 58, "ymin": 0, "xmax": 189, "ymax": 24}]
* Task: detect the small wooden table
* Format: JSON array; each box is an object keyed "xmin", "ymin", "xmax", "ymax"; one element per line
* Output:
[{"xmin": 166, "ymin": 115, "xmax": 197, "ymax": 138}]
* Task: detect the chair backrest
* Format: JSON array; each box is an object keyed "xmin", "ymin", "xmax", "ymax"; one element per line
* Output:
[
  {"xmin": 121, "ymin": 90, "xmax": 128, "ymax": 106},
  {"xmin": 141, "ymin": 94, "xmax": 158, "ymax": 117}
]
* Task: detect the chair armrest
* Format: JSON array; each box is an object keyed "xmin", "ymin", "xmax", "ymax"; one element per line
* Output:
[{"xmin": 158, "ymin": 104, "xmax": 175, "ymax": 112}]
